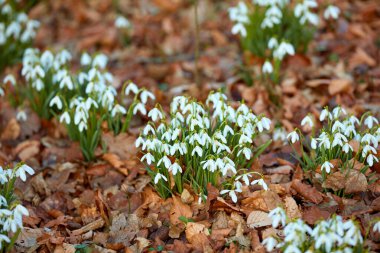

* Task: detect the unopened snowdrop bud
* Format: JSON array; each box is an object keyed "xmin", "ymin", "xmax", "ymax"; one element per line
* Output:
[
  {"xmin": 301, "ymin": 115, "xmax": 314, "ymax": 128},
  {"xmin": 60, "ymin": 111, "xmax": 71, "ymax": 124},
  {"xmin": 133, "ymin": 103, "xmax": 147, "ymax": 115},
  {"xmin": 364, "ymin": 115, "xmax": 378, "ymax": 129},
  {"xmin": 49, "ymin": 96, "xmax": 63, "ymax": 110},
  {"xmin": 154, "ymin": 173, "xmax": 167, "ymax": 184},
  {"xmin": 140, "ymin": 90, "xmax": 155, "ymax": 104},
  {"xmin": 287, "ymin": 131, "xmax": 299, "ymax": 143},
  {"xmin": 262, "ymin": 61, "xmax": 273, "ymax": 74},
  {"xmin": 321, "ymin": 161, "xmax": 333, "ymax": 173},
  {"xmin": 148, "ymin": 108, "xmax": 163, "ymax": 122},
  {"xmin": 324, "ymin": 5, "xmax": 340, "ymax": 20},
  {"xmin": 78, "ymin": 54, "xmax": 91, "ymax": 67},
  {"xmin": 16, "ymin": 164, "xmax": 34, "ymax": 182}
]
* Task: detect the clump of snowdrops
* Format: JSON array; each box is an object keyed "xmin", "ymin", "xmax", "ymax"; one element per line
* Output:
[
  {"xmin": 3, "ymin": 49, "xmax": 154, "ymax": 161},
  {"xmin": 137, "ymin": 91, "xmax": 271, "ymax": 201},
  {"xmin": 0, "ymin": 163, "xmax": 34, "ymax": 252},
  {"xmin": 263, "ymin": 207, "xmax": 368, "ymax": 252},
  {"xmin": 229, "ymin": 0, "xmax": 340, "ymax": 82},
  {"xmin": 0, "ymin": 0, "xmax": 39, "ymax": 71},
  {"xmin": 287, "ymin": 106, "xmax": 379, "ymax": 194}
]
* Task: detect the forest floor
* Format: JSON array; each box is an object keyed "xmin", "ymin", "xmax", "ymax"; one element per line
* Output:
[{"xmin": 1, "ymin": 0, "xmax": 380, "ymax": 252}]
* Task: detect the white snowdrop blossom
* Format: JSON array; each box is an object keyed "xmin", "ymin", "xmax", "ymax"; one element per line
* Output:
[
  {"xmin": 287, "ymin": 130, "xmax": 299, "ymax": 143},
  {"xmin": 324, "ymin": 5, "xmax": 340, "ymax": 20},
  {"xmin": 262, "ymin": 60, "xmax": 273, "ymax": 74},
  {"xmin": 301, "ymin": 115, "xmax": 314, "ymax": 128},
  {"xmin": 263, "ymin": 209, "xmax": 366, "ymax": 252},
  {"xmin": 138, "ymin": 91, "xmax": 270, "ymax": 199},
  {"xmin": 0, "ymin": 163, "xmax": 33, "ymax": 250},
  {"xmin": 229, "ymin": 2, "xmax": 249, "ymax": 37},
  {"xmin": 16, "ymin": 110, "xmax": 27, "ymax": 122},
  {"xmin": 115, "ymin": 15, "xmax": 130, "ymax": 29},
  {"xmin": 289, "ymin": 106, "xmax": 380, "ymax": 192},
  {"xmin": 321, "ymin": 161, "xmax": 333, "ymax": 173}
]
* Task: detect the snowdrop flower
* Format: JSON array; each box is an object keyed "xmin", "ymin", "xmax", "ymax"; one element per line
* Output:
[
  {"xmin": 169, "ymin": 162, "xmax": 182, "ymax": 175},
  {"xmin": 49, "ymin": 96, "xmax": 63, "ymax": 110},
  {"xmin": 287, "ymin": 131, "xmax": 299, "ymax": 143},
  {"xmin": 319, "ymin": 108, "xmax": 331, "ymax": 122},
  {"xmin": 191, "ymin": 146, "xmax": 203, "ymax": 157},
  {"xmin": 16, "ymin": 164, "xmax": 34, "ymax": 181},
  {"xmin": 269, "ymin": 207, "xmax": 287, "ymax": 228},
  {"xmin": 273, "ymin": 41, "xmax": 295, "ymax": 60},
  {"xmin": 3, "ymin": 74, "xmax": 16, "ymax": 86},
  {"xmin": 0, "ymin": 234, "xmax": 10, "ymax": 249},
  {"xmin": 374, "ymin": 221, "xmax": 380, "ymax": 233},
  {"xmin": 220, "ymin": 187, "xmax": 242, "ymax": 203},
  {"xmin": 148, "ymin": 108, "xmax": 163, "ymax": 122},
  {"xmin": 342, "ymin": 143, "xmax": 353, "ymax": 153},
  {"xmin": 366, "ymin": 154, "xmax": 378, "ymax": 167},
  {"xmin": 310, "ymin": 138, "xmax": 317, "ymax": 149},
  {"xmin": 78, "ymin": 121, "xmax": 87, "ymax": 132},
  {"xmin": 268, "ymin": 37, "xmax": 278, "ymax": 49},
  {"xmin": 301, "ymin": 115, "xmax": 314, "ymax": 128},
  {"xmin": 262, "ymin": 237, "xmax": 278, "ymax": 251},
  {"xmin": 262, "ymin": 61, "xmax": 273, "ymax": 74},
  {"xmin": 364, "ymin": 115, "xmax": 378, "ymax": 129},
  {"xmin": 154, "ymin": 173, "xmax": 167, "ymax": 184},
  {"xmin": 141, "ymin": 153, "xmax": 155, "ymax": 165},
  {"xmin": 111, "ymin": 104, "xmax": 126, "ymax": 117},
  {"xmin": 232, "ymin": 23, "xmax": 247, "ymax": 37},
  {"xmin": 125, "ymin": 82, "xmax": 139, "ymax": 95},
  {"xmin": 251, "ymin": 178, "xmax": 268, "ymax": 190},
  {"xmin": 40, "ymin": 50, "xmax": 54, "ymax": 68},
  {"xmin": 158, "ymin": 156, "xmax": 172, "ymax": 169},
  {"xmin": 324, "ymin": 5, "xmax": 340, "ymax": 20},
  {"xmin": 14, "ymin": 204, "xmax": 29, "ymax": 218},
  {"xmin": 321, "ymin": 161, "xmax": 333, "ymax": 173},
  {"xmin": 115, "ymin": 15, "xmax": 130, "ymax": 29},
  {"xmin": 92, "ymin": 54, "xmax": 108, "ymax": 69},
  {"xmin": 133, "ymin": 103, "xmax": 147, "ymax": 115},
  {"xmin": 60, "ymin": 111, "xmax": 71, "ymax": 124},
  {"xmin": 140, "ymin": 90, "xmax": 155, "ymax": 104},
  {"xmin": 80, "ymin": 52, "xmax": 92, "ymax": 66},
  {"xmin": 16, "ymin": 110, "xmax": 27, "ymax": 122}
]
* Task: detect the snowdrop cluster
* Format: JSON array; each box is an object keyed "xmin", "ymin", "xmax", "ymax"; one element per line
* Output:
[
  {"xmin": 229, "ymin": 1, "xmax": 340, "ymax": 82},
  {"xmin": 0, "ymin": 1, "xmax": 39, "ymax": 71},
  {"xmin": 0, "ymin": 163, "xmax": 34, "ymax": 251},
  {"xmin": 137, "ymin": 91, "xmax": 271, "ymax": 201},
  {"xmin": 287, "ymin": 106, "xmax": 380, "ymax": 187},
  {"xmin": 263, "ymin": 207, "xmax": 367, "ymax": 253},
  {"xmin": 11, "ymin": 48, "xmax": 154, "ymax": 161}
]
